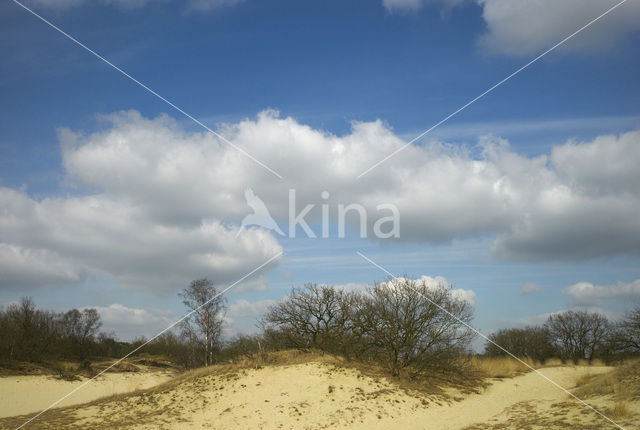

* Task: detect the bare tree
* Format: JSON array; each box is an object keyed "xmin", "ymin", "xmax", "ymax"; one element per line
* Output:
[
  {"xmin": 60, "ymin": 308, "xmax": 102, "ymax": 358},
  {"xmin": 485, "ymin": 326, "xmax": 554, "ymax": 362},
  {"xmin": 355, "ymin": 278, "xmax": 475, "ymax": 376},
  {"xmin": 608, "ymin": 305, "xmax": 640, "ymax": 354},
  {"xmin": 545, "ymin": 310, "xmax": 609, "ymax": 361},
  {"xmin": 61, "ymin": 309, "xmax": 102, "ymax": 342},
  {"xmin": 1, "ymin": 297, "xmax": 58, "ymax": 361},
  {"xmin": 262, "ymin": 284, "xmax": 356, "ymax": 354},
  {"xmin": 180, "ymin": 278, "xmax": 227, "ymax": 366}
]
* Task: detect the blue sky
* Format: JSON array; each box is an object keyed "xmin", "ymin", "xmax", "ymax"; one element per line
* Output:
[{"xmin": 1, "ymin": 0, "xmax": 640, "ymax": 343}]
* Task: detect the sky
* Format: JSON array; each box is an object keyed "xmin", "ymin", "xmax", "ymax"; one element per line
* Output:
[{"xmin": 1, "ymin": 0, "xmax": 640, "ymax": 344}]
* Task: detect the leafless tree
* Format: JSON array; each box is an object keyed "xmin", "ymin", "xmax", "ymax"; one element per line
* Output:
[
  {"xmin": 221, "ymin": 335, "xmax": 263, "ymax": 361},
  {"xmin": 608, "ymin": 305, "xmax": 640, "ymax": 354},
  {"xmin": 180, "ymin": 278, "xmax": 227, "ymax": 366},
  {"xmin": 545, "ymin": 310, "xmax": 609, "ymax": 361},
  {"xmin": 59, "ymin": 308, "xmax": 102, "ymax": 358},
  {"xmin": 262, "ymin": 284, "xmax": 357, "ymax": 354},
  {"xmin": 61, "ymin": 309, "xmax": 102, "ymax": 342},
  {"xmin": 355, "ymin": 278, "xmax": 475, "ymax": 375},
  {"xmin": 1, "ymin": 297, "xmax": 58, "ymax": 361},
  {"xmin": 485, "ymin": 326, "xmax": 554, "ymax": 361}
]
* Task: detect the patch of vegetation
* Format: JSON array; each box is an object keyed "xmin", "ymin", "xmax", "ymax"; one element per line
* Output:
[{"xmin": 573, "ymin": 359, "xmax": 640, "ymax": 400}]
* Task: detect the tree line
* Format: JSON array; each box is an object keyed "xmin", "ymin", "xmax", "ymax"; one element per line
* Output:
[
  {"xmin": 0, "ymin": 279, "xmax": 228, "ymax": 369},
  {"xmin": 2, "ymin": 279, "xmax": 639, "ymax": 375},
  {"xmin": 0, "ymin": 297, "xmax": 111, "ymax": 362},
  {"xmin": 485, "ymin": 307, "xmax": 640, "ymax": 362}
]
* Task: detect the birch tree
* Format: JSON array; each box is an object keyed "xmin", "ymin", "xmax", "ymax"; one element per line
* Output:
[{"xmin": 179, "ymin": 279, "xmax": 227, "ymax": 366}]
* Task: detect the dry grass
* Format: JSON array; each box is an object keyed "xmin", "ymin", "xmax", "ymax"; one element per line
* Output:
[
  {"xmin": 543, "ymin": 358, "xmax": 564, "ymax": 367},
  {"xmin": 609, "ymin": 400, "xmax": 631, "ymax": 419},
  {"xmin": 569, "ymin": 358, "xmax": 639, "ymax": 425},
  {"xmin": 573, "ymin": 359, "xmax": 640, "ymax": 400},
  {"xmin": 471, "ymin": 356, "xmax": 609, "ymax": 380},
  {"xmin": 471, "ymin": 356, "xmax": 537, "ymax": 378},
  {"xmin": 0, "ymin": 354, "xmax": 176, "ymax": 380}
]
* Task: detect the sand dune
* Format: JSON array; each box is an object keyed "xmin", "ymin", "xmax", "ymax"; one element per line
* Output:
[
  {"xmin": 0, "ymin": 370, "xmax": 173, "ymax": 419},
  {"xmin": 2, "ymin": 360, "xmax": 634, "ymax": 429}
]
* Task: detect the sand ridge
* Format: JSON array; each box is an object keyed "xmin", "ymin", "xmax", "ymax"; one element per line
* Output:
[
  {"xmin": 0, "ymin": 361, "xmax": 619, "ymax": 429},
  {"xmin": 0, "ymin": 370, "xmax": 174, "ymax": 419}
]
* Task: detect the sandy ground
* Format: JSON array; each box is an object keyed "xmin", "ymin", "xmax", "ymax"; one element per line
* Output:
[
  {"xmin": 0, "ymin": 370, "xmax": 173, "ymax": 418},
  {"xmin": 1, "ymin": 362, "xmax": 636, "ymax": 429}
]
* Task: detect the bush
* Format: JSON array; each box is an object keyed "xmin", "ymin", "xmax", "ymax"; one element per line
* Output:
[
  {"xmin": 263, "ymin": 279, "xmax": 475, "ymax": 376},
  {"xmin": 355, "ymin": 278, "xmax": 474, "ymax": 375},
  {"xmin": 262, "ymin": 284, "xmax": 357, "ymax": 354},
  {"xmin": 78, "ymin": 359, "xmax": 92, "ymax": 372},
  {"xmin": 545, "ymin": 310, "xmax": 609, "ymax": 361},
  {"xmin": 485, "ymin": 326, "xmax": 555, "ymax": 362}
]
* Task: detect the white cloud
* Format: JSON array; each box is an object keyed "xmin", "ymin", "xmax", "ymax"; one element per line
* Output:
[
  {"xmin": 224, "ymin": 298, "xmax": 275, "ymax": 336},
  {"xmin": 2, "ymin": 110, "xmax": 640, "ymax": 292},
  {"xmin": 520, "ymin": 283, "xmax": 541, "ymax": 295},
  {"xmin": 551, "ymin": 132, "xmax": 640, "ymax": 196},
  {"xmin": 232, "ymin": 276, "xmax": 270, "ymax": 293},
  {"xmin": 333, "ymin": 282, "xmax": 370, "ymax": 293},
  {"xmin": 451, "ymin": 288, "xmax": 477, "ymax": 306},
  {"xmin": 333, "ymin": 276, "xmax": 476, "ymax": 305},
  {"xmin": 381, "ymin": 275, "xmax": 477, "ymax": 306},
  {"xmin": 487, "ymin": 130, "xmax": 640, "ymax": 261},
  {"xmin": 0, "ymin": 184, "xmax": 282, "ymax": 292},
  {"xmin": 227, "ymin": 298, "xmax": 275, "ymax": 318},
  {"xmin": 0, "ymin": 244, "xmax": 82, "ymax": 289},
  {"xmin": 382, "ymin": 0, "xmax": 640, "ymax": 56},
  {"xmin": 477, "ymin": 0, "xmax": 640, "ymax": 56},
  {"xmin": 90, "ymin": 303, "xmax": 175, "ymax": 340},
  {"xmin": 563, "ymin": 279, "xmax": 640, "ymax": 305}
]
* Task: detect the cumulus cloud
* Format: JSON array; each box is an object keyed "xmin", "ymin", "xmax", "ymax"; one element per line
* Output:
[
  {"xmin": 520, "ymin": 283, "xmax": 541, "ymax": 295},
  {"xmin": 2, "ymin": 110, "xmax": 640, "ymax": 292},
  {"xmin": 0, "ymin": 184, "xmax": 282, "ymax": 292},
  {"xmin": 233, "ymin": 276, "xmax": 270, "ymax": 293},
  {"xmin": 224, "ymin": 298, "xmax": 274, "ymax": 335},
  {"xmin": 0, "ymin": 244, "xmax": 82, "ymax": 290},
  {"xmin": 333, "ymin": 282, "xmax": 370, "ymax": 293},
  {"xmin": 383, "ymin": 0, "xmax": 640, "ymax": 56},
  {"xmin": 333, "ymin": 276, "xmax": 477, "ymax": 305},
  {"xmin": 381, "ymin": 275, "xmax": 477, "ymax": 306},
  {"xmin": 90, "ymin": 303, "xmax": 175, "ymax": 340},
  {"xmin": 477, "ymin": 0, "xmax": 640, "ymax": 56},
  {"xmin": 563, "ymin": 279, "xmax": 640, "ymax": 305},
  {"xmin": 419, "ymin": 275, "xmax": 477, "ymax": 306},
  {"xmin": 227, "ymin": 298, "xmax": 275, "ymax": 318},
  {"xmin": 204, "ymin": 111, "xmax": 639, "ymax": 261},
  {"xmin": 551, "ymin": 132, "xmax": 640, "ymax": 196}
]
